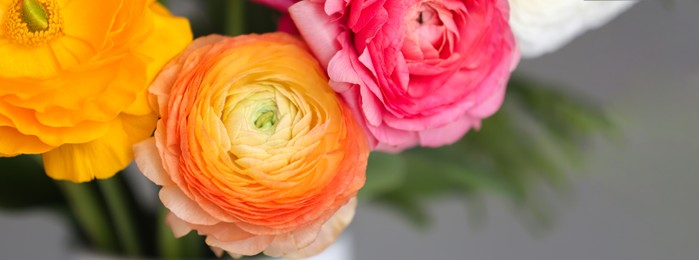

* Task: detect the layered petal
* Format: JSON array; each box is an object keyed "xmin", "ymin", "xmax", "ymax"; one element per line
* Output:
[
  {"xmin": 286, "ymin": 0, "xmax": 519, "ymax": 152},
  {"xmin": 134, "ymin": 33, "xmax": 369, "ymax": 258},
  {"xmin": 0, "ymin": 0, "xmax": 192, "ymax": 182}
]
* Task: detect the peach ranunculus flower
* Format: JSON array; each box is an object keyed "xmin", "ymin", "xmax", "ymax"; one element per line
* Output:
[
  {"xmin": 0, "ymin": 0, "xmax": 192, "ymax": 182},
  {"xmin": 134, "ymin": 33, "xmax": 369, "ymax": 258}
]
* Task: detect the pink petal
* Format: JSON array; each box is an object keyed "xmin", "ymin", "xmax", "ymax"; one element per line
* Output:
[
  {"xmin": 468, "ymin": 84, "xmax": 505, "ymax": 118},
  {"xmin": 277, "ymin": 14, "xmax": 299, "ymax": 35},
  {"xmin": 289, "ymin": 1, "xmax": 342, "ymax": 68},
  {"xmin": 327, "ymin": 49, "xmax": 362, "ymax": 85},
  {"xmin": 418, "ymin": 116, "xmax": 475, "ymax": 147},
  {"xmin": 360, "ymin": 86, "xmax": 384, "ymax": 127},
  {"xmin": 367, "ymin": 122, "xmax": 418, "ymax": 149}
]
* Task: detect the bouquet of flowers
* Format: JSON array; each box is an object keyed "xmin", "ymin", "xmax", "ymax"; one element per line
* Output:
[{"xmin": 0, "ymin": 0, "xmax": 635, "ymax": 258}]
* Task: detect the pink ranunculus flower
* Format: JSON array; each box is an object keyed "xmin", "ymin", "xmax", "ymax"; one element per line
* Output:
[{"xmin": 275, "ymin": 0, "xmax": 520, "ymax": 152}]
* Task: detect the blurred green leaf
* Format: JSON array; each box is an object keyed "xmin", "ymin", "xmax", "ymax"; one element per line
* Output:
[
  {"xmin": 158, "ymin": 206, "xmax": 207, "ymax": 259},
  {"xmin": 368, "ymin": 75, "xmax": 616, "ymax": 231},
  {"xmin": 359, "ymin": 152, "xmax": 407, "ymax": 200},
  {"xmin": 0, "ymin": 155, "xmax": 63, "ymax": 210},
  {"xmin": 375, "ymin": 190, "xmax": 430, "ymax": 228}
]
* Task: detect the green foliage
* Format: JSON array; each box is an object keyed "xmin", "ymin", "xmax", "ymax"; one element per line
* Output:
[
  {"xmin": 359, "ymin": 152, "xmax": 407, "ymax": 200},
  {"xmin": 191, "ymin": 0, "xmax": 279, "ymax": 37},
  {"xmin": 362, "ymin": 75, "xmax": 616, "ymax": 229},
  {"xmin": 0, "ymin": 155, "xmax": 64, "ymax": 210}
]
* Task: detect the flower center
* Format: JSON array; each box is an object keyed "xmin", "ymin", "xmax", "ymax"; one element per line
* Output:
[
  {"xmin": 3, "ymin": 0, "xmax": 63, "ymax": 46},
  {"xmin": 416, "ymin": 6, "xmax": 439, "ymax": 25},
  {"xmin": 254, "ymin": 109, "xmax": 278, "ymax": 130}
]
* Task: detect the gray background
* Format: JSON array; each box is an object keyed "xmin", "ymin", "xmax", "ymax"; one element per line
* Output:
[{"xmin": 2, "ymin": 1, "xmax": 698, "ymax": 259}]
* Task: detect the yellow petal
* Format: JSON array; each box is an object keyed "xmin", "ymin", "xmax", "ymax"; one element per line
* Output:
[
  {"xmin": 41, "ymin": 112, "xmax": 156, "ymax": 182},
  {"xmin": 0, "ymin": 126, "xmax": 53, "ymax": 156},
  {"xmin": 42, "ymin": 121, "xmax": 130, "ymax": 182},
  {"xmin": 137, "ymin": 2, "xmax": 192, "ymax": 83},
  {"xmin": 60, "ymin": 0, "xmax": 121, "ymax": 51},
  {"xmin": 0, "ymin": 40, "xmax": 59, "ymax": 78}
]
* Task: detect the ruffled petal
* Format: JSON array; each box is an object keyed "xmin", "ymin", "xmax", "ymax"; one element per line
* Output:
[
  {"xmin": 289, "ymin": 0, "xmax": 341, "ymax": 67},
  {"xmin": 41, "ymin": 119, "xmax": 132, "ymax": 182}
]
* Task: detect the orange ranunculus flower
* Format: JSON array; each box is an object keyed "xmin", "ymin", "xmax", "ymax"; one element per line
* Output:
[
  {"xmin": 133, "ymin": 33, "xmax": 369, "ymax": 258},
  {"xmin": 0, "ymin": 0, "xmax": 192, "ymax": 182}
]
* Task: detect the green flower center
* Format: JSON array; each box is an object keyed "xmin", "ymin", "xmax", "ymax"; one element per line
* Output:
[
  {"xmin": 22, "ymin": 0, "xmax": 48, "ymax": 31},
  {"xmin": 3, "ymin": 0, "xmax": 64, "ymax": 46},
  {"xmin": 254, "ymin": 109, "xmax": 278, "ymax": 129}
]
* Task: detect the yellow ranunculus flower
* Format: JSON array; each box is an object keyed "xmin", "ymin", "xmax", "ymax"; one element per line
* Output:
[{"xmin": 0, "ymin": 0, "xmax": 192, "ymax": 182}]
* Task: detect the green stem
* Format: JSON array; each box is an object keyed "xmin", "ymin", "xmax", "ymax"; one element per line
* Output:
[
  {"xmin": 225, "ymin": 0, "xmax": 246, "ymax": 36},
  {"xmin": 97, "ymin": 176, "xmax": 142, "ymax": 256},
  {"xmin": 58, "ymin": 181, "xmax": 116, "ymax": 253}
]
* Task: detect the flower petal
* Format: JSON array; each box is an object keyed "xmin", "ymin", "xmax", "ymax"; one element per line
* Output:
[
  {"xmin": 284, "ymin": 197, "xmax": 357, "ymax": 259},
  {"xmin": 41, "ymin": 119, "xmax": 132, "ymax": 182},
  {"xmin": 206, "ymin": 234, "xmax": 275, "ymax": 257},
  {"xmin": 159, "ymin": 185, "xmax": 220, "ymax": 225},
  {"xmin": 136, "ymin": 2, "xmax": 193, "ymax": 83},
  {"xmin": 289, "ymin": 0, "xmax": 341, "ymax": 67},
  {"xmin": 165, "ymin": 212, "xmax": 193, "ymax": 237},
  {"xmin": 134, "ymin": 138, "xmax": 173, "ymax": 186}
]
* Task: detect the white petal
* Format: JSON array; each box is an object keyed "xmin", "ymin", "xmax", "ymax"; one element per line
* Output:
[{"xmin": 510, "ymin": 0, "xmax": 637, "ymax": 57}]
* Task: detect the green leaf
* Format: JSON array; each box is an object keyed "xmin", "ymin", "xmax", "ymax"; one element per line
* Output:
[
  {"xmin": 158, "ymin": 206, "xmax": 206, "ymax": 259},
  {"xmin": 366, "ymin": 75, "xmax": 615, "ymax": 231},
  {"xmin": 375, "ymin": 191, "xmax": 430, "ymax": 229},
  {"xmin": 97, "ymin": 176, "xmax": 142, "ymax": 256},
  {"xmin": 0, "ymin": 155, "xmax": 63, "ymax": 210},
  {"xmin": 359, "ymin": 152, "xmax": 407, "ymax": 200},
  {"xmin": 59, "ymin": 181, "xmax": 118, "ymax": 253}
]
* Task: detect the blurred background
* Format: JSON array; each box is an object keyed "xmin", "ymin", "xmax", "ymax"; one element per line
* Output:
[{"xmin": 1, "ymin": 0, "xmax": 698, "ymax": 259}]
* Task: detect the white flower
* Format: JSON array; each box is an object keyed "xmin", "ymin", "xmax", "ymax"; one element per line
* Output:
[{"xmin": 509, "ymin": 0, "xmax": 637, "ymax": 58}]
